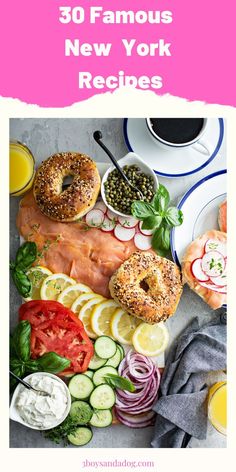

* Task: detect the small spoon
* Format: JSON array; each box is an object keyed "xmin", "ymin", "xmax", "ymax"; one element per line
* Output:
[
  {"xmin": 93, "ymin": 130, "xmax": 144, "ymax": 200},
  {"xmin": 10, "ymin": 371, "xmax": 51, "ymax": 397}
]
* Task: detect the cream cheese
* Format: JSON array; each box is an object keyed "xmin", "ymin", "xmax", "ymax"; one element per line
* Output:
[{"xmin": 16, "ymin": 374, "xmax": 68, "ymax": 429}]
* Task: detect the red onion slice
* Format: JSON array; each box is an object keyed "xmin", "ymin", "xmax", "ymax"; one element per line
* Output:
[{"xmin": 115, "ymin": 408, "xmax": 156, "ymax": 428}]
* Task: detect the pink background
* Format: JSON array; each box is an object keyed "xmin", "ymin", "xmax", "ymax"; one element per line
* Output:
[{"xmin": 0, "ymin": 0, "xmax": 234, "ymax": 107}]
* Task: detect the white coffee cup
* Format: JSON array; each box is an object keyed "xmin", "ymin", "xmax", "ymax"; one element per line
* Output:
[{"xmin": 146, "ymin": 118, "xmax": 210, "ymax": 155}]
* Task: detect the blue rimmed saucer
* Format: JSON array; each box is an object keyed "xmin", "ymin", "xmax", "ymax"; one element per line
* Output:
[{"xmin": 123, "ymin": 118, "xmax": 224, "ymax": 178}]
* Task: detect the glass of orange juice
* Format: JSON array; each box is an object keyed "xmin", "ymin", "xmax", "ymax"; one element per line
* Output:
[
  {"xmin": 208, "ymin": 381, "xmax": 227, "ymax": 435},
  {"xmin": 10, "ymin": 141, "xmax": 35, "ymax": 196}
]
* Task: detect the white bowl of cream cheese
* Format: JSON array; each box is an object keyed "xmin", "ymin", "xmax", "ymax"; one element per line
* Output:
[{"xmin": 10, "ymin": 372, "xmax": 71, "ymax": 430}]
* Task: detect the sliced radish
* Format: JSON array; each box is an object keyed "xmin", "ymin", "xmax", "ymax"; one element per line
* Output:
[
  {"xmin": 134, "ymin": 233, "xmax": 152, "ymax": 250},
  {"xmin": 191, "ymin": 258, "xmax": 209, "ymax": 282},
  {"xmin": 199, "ymin": 281, "xmax": 227, "ymax": 294},
  {"xmin": 210, "ymin": 271, "xmax": 227, "ymax": 287},
  {"xmin": 205, "ymin": 239, "xmax": 227, "ymax": 258},
  {"xmin": 138, "ymin": 221, "xmax": 154, "ymax": 236},
  {"xmin": 201, "ymin": 250, "xmax": 225, "ymax": 277},
  {"xmin": 94, "ymin": 200, "xmax": 107, "ymax": 213},
  {"xmin": 85, "ymin": 209, "xmax": 105, "ymax": 227},
  {"xmin": 118, "ymin": 215, "xmax": 139, "ymax": 228},
  {"xmin": 100, "ymin": 216, "xmax": 116, "ymax": 232},
  {"xmin": 107, "ymin": 209, "xmax": 118, "ymax": 222},
  {"xmin": 114, "ymin": 224, "xmax": 136, "ymax": 242}
]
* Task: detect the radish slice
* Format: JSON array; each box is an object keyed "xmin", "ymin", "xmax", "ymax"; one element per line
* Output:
[
  {"xmin": 118, "ymin": 215, "xmax": 139, "ymax": 228},
  {"xmin": 210, "ymin": 270, "xmax": 227, "ymax": 287},
  {"xmin": 114, "ymin": 224, "xmax": 136, "ymax": 242},
  {"xmin": 138, "ymin": 221, "xmax": 154, "ymax": 236},
  {"xmin": 199, "ymin": 281, "xmax": 227, "ymax": 294},
  {"xmin": 101, "ymin": 216, "xmax": 115, "ymax": 232},
  {"xmin": 134, "ymin": 233, "xmax": 152, "ymax": 250},
  {"xmin": 201, "ymin": 250, "xmax": 225, "ymax": 277},
  {"xmin": 94, "ymin": 200, "xmax": 107, "ymax": 213},
  {"xmin": 205, "ymin": 239, "xmax": 227, "ymax": 257},
  {"xmin": 191, "ymin": 258, "xmax": 209, "ymax": 282},
  {"xmin": 107, "ymin": 209, "xmax": 118, "ymax": 222},
  {"xmin": 85, "ymin": 209, "xmax": 105, "ymax": 227}
]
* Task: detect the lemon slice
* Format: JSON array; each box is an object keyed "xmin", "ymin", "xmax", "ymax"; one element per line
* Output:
[
  {"xmin": 91, "ymin": 300, "xmax": 119, "ymax": 337},
  {"xmin": 78, "ymin": 295, "xmax": 105, "ymax": 339},
  {"xmin": 111, "ymin": 308, "xmax": 141, "ymax": 345},
  {"xmin": 40, "ymin": 273, "xmax": 76, "ymax": 301},
  {"xmin": 71, "ymin": 292, "xmax": 100, "ymax": 315},
  {"xmin": 57, "ymin": 283, "xmax": 92, "ymax": 308},
  {"xmin": 132, "ymin": 321, "xmax": 169, "ymax": 357},
  {"xmin": 24, "ymin": 266, "xmax": 52, "ymax": 301}
]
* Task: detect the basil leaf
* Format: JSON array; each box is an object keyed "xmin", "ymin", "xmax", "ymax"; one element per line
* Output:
[
  {"xmin": 164, "ymin": 207, "xmax": 184, "ymax": 227},
  {"xmin": 36, "ymin": 352, "xmax": 70, "ymax": 373},
  {"xmin": 12, "ymin": 269, "xmax": 32, "ymax": 298},
  {"xmin": 152, "ymin": 227, "xmax": 164, "ymax": 251},
  {"xmin": 162, "ymin": 226, "xmax": 170, "ymax": 250},
  {"xmin": 24, "ymin": 360, "xmax": 42, "ymax": 373},
  {"xmin": 12, "ymin": 320, "xmax": 31, "ymax": 362},
  {"xmin": 104, "ymin": 374, "xmax": 135, "ymax": 392},
  {"xmin": 141, "ymin": 215, "xmax": 162, "ymax": 230},
  {"xmin": 10, "ymin": 358, "xmax": 25, "ymax": 373},
  {"xmin": 10, "ymin": 359, "xmax": 25, "ymax": 387},
  {"xmin": 152, "ymin": 226, "xmax": 170, "ymax": 252},
  {"xmin": 131, "ymin": 201, "xmax": 156, "ymax": 220},
  {"xmin": 15, "ymin": 242, "xmax": 37, "ymax": 271},
  {"xmin": 152, "ymin": 184, "xmax": 170, "ymax": 213}
]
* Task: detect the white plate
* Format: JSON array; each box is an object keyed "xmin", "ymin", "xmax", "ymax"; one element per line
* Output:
[
  {"xmin": 170, "ymin": 170, "xmax": 227, "ymax": 266},
  {"xmin": 124, "ymin": 118, "xmax": 224, "ymax": 178}
]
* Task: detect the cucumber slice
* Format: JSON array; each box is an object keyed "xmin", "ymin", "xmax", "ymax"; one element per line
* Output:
[
  {"xmin": 68, "ymin": 427, "xmax": 93, "ymax": 446},
  {"xmin": 116, "ymin": 343, "xmax": 125, "ymax": 360},
  {"xmin": 94, "ymin": 336, "xmax": 117, "ymax": 359},
  {"xmin": 70, "ymin": 401, "xmax": 93, "ymax": 425},
  {"xmin": 89, "ymin": 384, "xmax": 116, "ymax": 410},
  {"xmin": 105, "ymin": 347, "xmax": 121, "ymax": 368},
  {"xmin": 88, "ymin": 353, "xmax": 107, "ymax": 370},
  {"xmin": 83, "ymin": 370, "xmax": 94, "ymax": 379},
  {"xmin": 93, "ymin": 366, "xmax": 118, "ymax": 386},
  {"xmin": 69, "ymin": 374, "xmax": 94, "ymax": 399},
  {"xmin": 90, "ymin": 409, "xmax": 113, "ymax": 428}
]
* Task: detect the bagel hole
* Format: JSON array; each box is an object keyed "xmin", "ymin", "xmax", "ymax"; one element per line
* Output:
[
  {"xmin": 140, "ymin": 280, "xmax": 149, "ymax": 292},
  {"xmin": 62, "ymin": 175, "xmax": 74, "ymax": 190}
]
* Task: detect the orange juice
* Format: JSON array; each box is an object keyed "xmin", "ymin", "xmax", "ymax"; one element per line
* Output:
[
  {"xmin": 208, "ymin": 381, "xmax": 227, "ymax": 435},
  {"xmin": 10, "ymin": 141, "xmax": 35, "ymax": 196}
]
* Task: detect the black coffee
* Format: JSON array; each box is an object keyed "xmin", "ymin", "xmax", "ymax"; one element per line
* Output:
[{"xmin": 149, "ymin": 118, "xmax": 204, "ymax": 144}]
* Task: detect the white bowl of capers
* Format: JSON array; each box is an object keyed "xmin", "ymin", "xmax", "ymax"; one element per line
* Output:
[{"xmin": 101, "ymin": 152, "xmax": 158, "ymax": 217}]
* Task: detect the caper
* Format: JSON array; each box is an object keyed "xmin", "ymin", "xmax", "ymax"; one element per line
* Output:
[{"xmin": 104, "ymin": 164, "xmax": 156, "ymax": 214}]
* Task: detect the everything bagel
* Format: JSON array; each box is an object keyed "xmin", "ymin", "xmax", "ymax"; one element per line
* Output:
[
  {"xmin": 33, "ymin": 152, "xmax": 101, "ymax": 222},
  {"xmin": 109, "ymin": 251, "xmax": 183, "ymax": 324}
]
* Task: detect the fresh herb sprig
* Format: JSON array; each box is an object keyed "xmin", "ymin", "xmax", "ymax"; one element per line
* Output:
[
  {"xmin": 10, "ymin": 242, "xmax": 37, "ymax": 297},
  {"xmin": 10, "ymin": 320, "xmax": 70, "ymax": 388},
  {"xmin": 44, "ymin": 415, "xmax": 79, "ymax": 445},
  {"xmin": 104, "ymin": 373, "xmax": 135, "ymax": 392},
  {"xmin": 131, "ymin": 184, "xmax": 183, "ymax": 255}
]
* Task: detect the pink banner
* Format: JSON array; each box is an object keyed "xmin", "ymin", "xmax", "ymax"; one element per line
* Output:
[{"xmin": 0, "ymin": 0, "xmax": 234, "ymax": 107}]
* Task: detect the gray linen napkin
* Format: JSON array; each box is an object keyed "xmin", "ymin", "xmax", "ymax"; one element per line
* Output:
[{"xmin": 151, "ymin": 313, "xmax": 226, "ymax": 448}]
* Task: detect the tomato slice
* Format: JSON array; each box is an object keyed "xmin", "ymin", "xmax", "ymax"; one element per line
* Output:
[{"xmin": 19, "ymin": 300, "xmax": 94, "ymax": 374}]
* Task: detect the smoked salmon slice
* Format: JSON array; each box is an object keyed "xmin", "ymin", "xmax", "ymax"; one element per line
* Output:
[
  {"xmin": 218, "ymin": 200, "xmax": 227, "ymax": 232},
  {"xmin": 16, "ymin": 191, "xmax": 136, "ymax": 298}
]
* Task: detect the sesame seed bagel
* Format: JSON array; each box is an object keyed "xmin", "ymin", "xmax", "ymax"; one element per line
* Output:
[
  {"xmin": 33, "ymin": 152, "xmax": 101, "ymax": 222},
  {"xmin": 109, "ymin": 251, "xmax": 183, "ymax": 324}
]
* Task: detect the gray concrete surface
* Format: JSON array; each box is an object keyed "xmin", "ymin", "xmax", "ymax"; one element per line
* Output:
[{"xmin": 10, "ymin": 118, "xmax": 227, "ymax": 448}]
